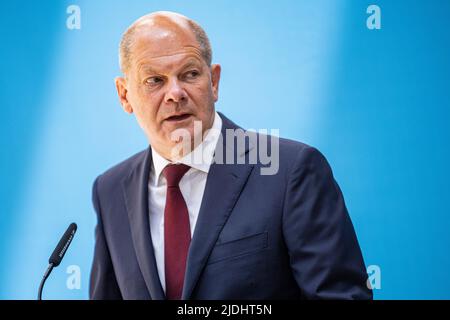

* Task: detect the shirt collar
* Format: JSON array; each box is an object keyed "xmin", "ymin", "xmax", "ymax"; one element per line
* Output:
[{"xmin": 151, "ymin": 111, "xmax": 223, "ymax": 184}]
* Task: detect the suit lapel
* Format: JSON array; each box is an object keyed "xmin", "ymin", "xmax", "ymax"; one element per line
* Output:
[
  {"xmin": 182, "ymin": 114, "xmax": 255, "ymax": 299},
  {"xmin": 122, "ymin": 148, "xmax": 166, "ymax": 300}
]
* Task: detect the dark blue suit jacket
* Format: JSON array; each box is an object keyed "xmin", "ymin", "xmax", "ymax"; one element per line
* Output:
[{"xmin": 89, "ymin": 113, "xmax": 372, "ymax": 300}]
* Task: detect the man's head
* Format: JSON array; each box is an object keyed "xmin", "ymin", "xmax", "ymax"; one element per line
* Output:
[{"xmin": 115, "ymin": 11, "xmax": 221, "ymax": 160}]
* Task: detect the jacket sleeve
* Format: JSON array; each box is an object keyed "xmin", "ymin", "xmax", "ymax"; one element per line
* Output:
[
  {"xmin": 89, "ymin": 176, "xmax": 123, "ymax": 300},
  {"xmin": 282, "ymin": 146, "xmax": 373, "ymax": 299}
]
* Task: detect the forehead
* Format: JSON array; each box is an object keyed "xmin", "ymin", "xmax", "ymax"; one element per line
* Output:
[{"xmin": 130, "ymin": 15, "xmax": 203, "ymax": 71}]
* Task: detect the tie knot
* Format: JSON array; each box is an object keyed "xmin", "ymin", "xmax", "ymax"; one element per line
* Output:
[{"xmin": 163, "ymin": 164, "xmax": 191, "ymax": 187}]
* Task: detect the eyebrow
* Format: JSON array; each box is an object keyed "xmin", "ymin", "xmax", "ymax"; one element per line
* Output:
[
  {"xmin": 138, "ymin": 59, "xmax": 202, "ymax": 76},
  {"xmin": 180, "ymin": 59, "xmax": 202, "ymax": 70}
]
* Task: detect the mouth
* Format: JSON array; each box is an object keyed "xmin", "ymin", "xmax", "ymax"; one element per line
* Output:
[{"xmin": 164, "ymin": 113, "xmax": 192, "ymax": 122}]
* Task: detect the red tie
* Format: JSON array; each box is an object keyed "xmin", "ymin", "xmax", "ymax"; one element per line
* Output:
[{"xmin": 163, "ymin": 163, "xmax": 191, "ymax": 300}]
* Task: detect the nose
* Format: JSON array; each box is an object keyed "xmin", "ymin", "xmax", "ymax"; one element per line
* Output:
[{"xmin": 164, "ymin": 78, "xmax": 188, "ymax": 104}]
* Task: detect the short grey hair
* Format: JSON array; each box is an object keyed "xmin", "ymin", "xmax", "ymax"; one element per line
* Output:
[{"xmin": 119, "ymin": 14, "xmax": 212, "ymax": 74}]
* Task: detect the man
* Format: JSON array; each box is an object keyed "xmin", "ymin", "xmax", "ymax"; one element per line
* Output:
[{"xmin": 89, "ymin": 11, "xmax": 372, "ymax": 300}]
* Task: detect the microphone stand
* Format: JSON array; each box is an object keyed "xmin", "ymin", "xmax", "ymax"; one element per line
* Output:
[{"xmin": 37, "ymin": 263, "xmax": 54, "ymax": 300}]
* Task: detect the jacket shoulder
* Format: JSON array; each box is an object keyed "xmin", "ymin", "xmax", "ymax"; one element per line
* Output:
[
  {"xmin": 95, "ymin": 148, "xmax": 148, "ymax": 186},
  {"xmin": 276, "ymin": 137, "xmax": 328, "ymax": 171}
]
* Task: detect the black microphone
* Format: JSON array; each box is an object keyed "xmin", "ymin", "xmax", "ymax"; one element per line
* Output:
[{"xmin": 38, "ymin": 223, "xmax": 77, "ymax": 300}]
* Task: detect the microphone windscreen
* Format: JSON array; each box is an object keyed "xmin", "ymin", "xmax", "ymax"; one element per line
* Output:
[{"xmin": 49, "ymin": 223, "xmax": 77, "ymax": 267}]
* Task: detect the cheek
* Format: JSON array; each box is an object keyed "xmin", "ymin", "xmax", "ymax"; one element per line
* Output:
[
  {"xmin": 190, "ymin": 83, "xmax": 215, "ymax": 108},
  {"xmin": 130, "ymin": 88, "xmax": 161, "ymax": 129}
]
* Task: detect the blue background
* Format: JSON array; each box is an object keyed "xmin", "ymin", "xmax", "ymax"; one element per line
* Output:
[{"xmin": 1, "ymin": 0, "xmax": 449, "ymax": 299}]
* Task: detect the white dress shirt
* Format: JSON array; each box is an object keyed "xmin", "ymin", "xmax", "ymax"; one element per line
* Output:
[{"xmin": 148, "ymin": 112, "xmax": 222, "ymax": 293}]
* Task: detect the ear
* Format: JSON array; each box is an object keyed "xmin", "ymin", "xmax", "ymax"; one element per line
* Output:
[
  {"xmin": 115, "ymin": 77, "xmax": 133, "ymax": 114},
  {"xmin": 210, "ymin": 64, "xmax": 221, "ymax": 102}
]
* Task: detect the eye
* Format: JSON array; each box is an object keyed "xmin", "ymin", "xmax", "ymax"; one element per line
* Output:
[
  {"xmin": 184, "ymin": 70, "xmax": 200, "ymax": 80},
  {"xmin": 144, "ymin": 76, "xmax": 164, "ymax": 86}
]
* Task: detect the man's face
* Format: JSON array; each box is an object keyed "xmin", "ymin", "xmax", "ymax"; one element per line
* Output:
[{"xmin": 116, "ymin": 18, "xmax": 221, "ymax": 159}]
